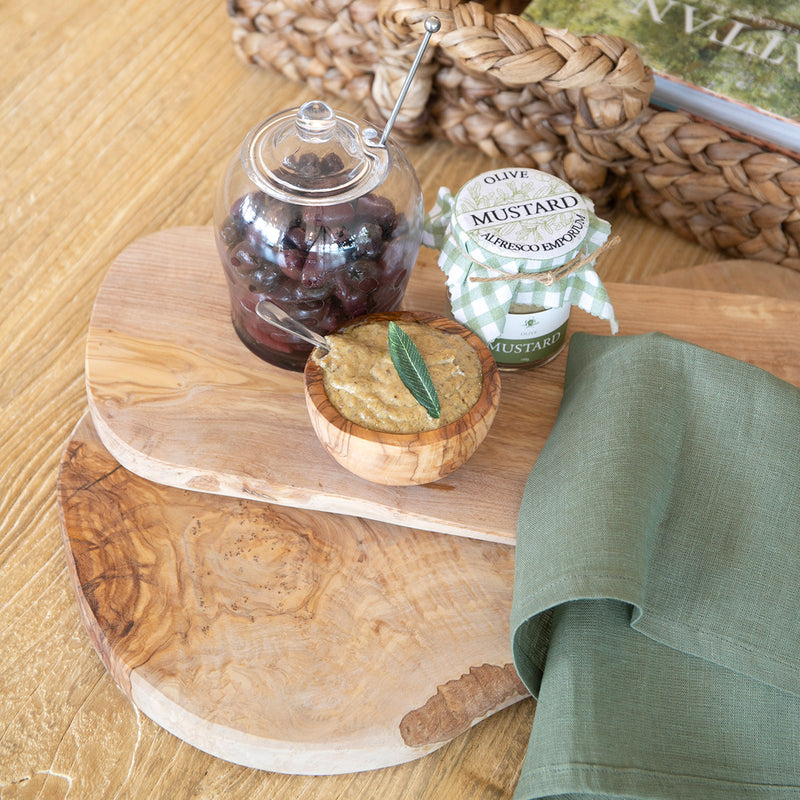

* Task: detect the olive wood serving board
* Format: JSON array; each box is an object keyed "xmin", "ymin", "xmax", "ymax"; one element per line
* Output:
[
  {"xmin": 86, "ymin": 227, "xmax": 800, "ymax": 545},
  {"xmin": 57, "ymin": 413, "xmax": 526, "ymax": 775}
]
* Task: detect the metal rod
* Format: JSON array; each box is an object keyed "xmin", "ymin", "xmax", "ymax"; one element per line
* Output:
[
  {"xmin": 255, "ymin": 300, "xmax": 330, "ymax": 352},
  {"xmin": 379, "ymin": 16, "xmax": 441, "ymax": 146}
]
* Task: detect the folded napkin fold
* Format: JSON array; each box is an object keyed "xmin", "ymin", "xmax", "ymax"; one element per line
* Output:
[{"xmin": 511, "ymin": 332, "xmax": 800, "ymax": 799}]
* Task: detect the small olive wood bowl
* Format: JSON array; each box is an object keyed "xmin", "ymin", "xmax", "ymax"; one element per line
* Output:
[{"xmin": 303, "ymin": 310, "xmax": 501, "ymax": 486}]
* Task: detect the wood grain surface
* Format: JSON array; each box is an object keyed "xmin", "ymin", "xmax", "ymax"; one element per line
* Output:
[
  {"xmin": 86, "ymin": 227, "xmax": 800, "ymax": 544},
  {"xmin": 0, "ymin": 0, "xmax": 776, "ymax": 796},
  {"xmin": 58, "ymin": 413, "xmax": 525, "ymax": 774}
]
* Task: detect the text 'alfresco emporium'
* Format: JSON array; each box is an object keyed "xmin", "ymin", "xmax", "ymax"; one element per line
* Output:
[{"xmin": 481, "ymin": 214, "xmax": 586, "ymax": 254}]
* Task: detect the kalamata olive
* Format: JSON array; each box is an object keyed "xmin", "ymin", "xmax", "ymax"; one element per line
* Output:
[
  {"xmin": 335, "ymin": 259, "xmax": 381, "ymax": 293},
  {"xmin": 356, "ymin": 193, "xmax": 396, "ymax": 230},
  {"xmin": 368, "ymin": 283, "xmax": 403, "ymax": 310},
  {"xmin": 229, "ymin": 240, "xmax": 263, "ymax": 276},
  {"xmin": 219, "ymin": 216, "xmax": 243, "ymax": 248},
  {"xmin": 379, "ymin": 238, "xmax": 411, "ymax": 287},
  {"xmin": 284, "ymin": 225, "xmax": 308, "ymax": 251},
  {"xmin": 241, "ymin": 318, "xmax": 299, "ymax": 354},
  {"xmin": 291, "ymin": 297, "xmax": 327, "ymax": 321},
  {"xmin": 303, "ymin": 202, "xmax": 356, "ymax": 229},
  {"xmin": 294, "ymin": 298, "xmax": 345, "ymax": 334},
  {"xmin": 246, "ymin": 231, "xmax": 280, "ymax": 266},
  {"xmin": 296, "ymin": 152, "xmax": 321, "ymax": 178},
  {"xmin": 330, "ymin": 226, "xmax": 355, "ymax": 251},
  {"xmin": 335, "ymin": 287, "xmax": 370, "ymax": 317},
  {"xmin": 277, "ymin": 248, "xmax": 305, "ymax": 281},
  {"xmin": 231, "ymin": 191, "xmax": 268, "ymax": 228},
  {"xmin": 289, "ymin": 280, "xmax": 329, "ymax": 304},
  {"xmin": 316, "ymin": 303, "xmax": 347, "ymax": 333},
  {"xmin": 248, "ymin": 199, "xmax": 294, "ymax": 251},
  {"xmin": 312, "ymin": 231, "xmax": 351, "ymax": 269},
  {"xmin": 263, "ymin": 280, "xmax": 298, "ymax": 308},
  {"xmin": 301, "ymin": 253, "xmax": 333, "ymax": 289},
  {"xmin": 320, "ymin": 152, "xmax": 344, "ymax": 175},
  {"xmin": 353, "ymin": 222, "xmax": 383, "ymax": 258},
  {"xmin": 387, "ymin": 212, "xmax": 410, "ymax": 240},
  {"xmin": 247, "ymin": 267, "xmax": 282, "ymax": 293}
]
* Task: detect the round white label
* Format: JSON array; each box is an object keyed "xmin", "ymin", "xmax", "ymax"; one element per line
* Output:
[{"xmin": 453, "ymin": 168, "xmax": 590, "ymax": 262}]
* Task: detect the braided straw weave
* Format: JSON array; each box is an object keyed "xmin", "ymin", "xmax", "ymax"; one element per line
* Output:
[{"xmin": 229, "ymin": 0, "xmax": 800, "ymax": 269}]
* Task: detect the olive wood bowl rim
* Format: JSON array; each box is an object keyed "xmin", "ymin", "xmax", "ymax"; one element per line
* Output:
[{"xmin": 303, "ymin": 310, "xmax": 500, "ymax": 444}]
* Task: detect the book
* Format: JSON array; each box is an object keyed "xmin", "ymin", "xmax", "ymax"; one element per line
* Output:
[{"xmin": 521, "ymin": 0, "xmax": 800, "ymax": 155}]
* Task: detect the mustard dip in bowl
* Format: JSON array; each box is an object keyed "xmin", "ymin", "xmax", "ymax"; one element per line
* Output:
[{"xmin": 303, "ymin": 310, "xmax": 500, "ymax": 486}]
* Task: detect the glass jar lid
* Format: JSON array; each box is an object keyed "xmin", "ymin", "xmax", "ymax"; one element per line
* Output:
[{"xmin": 241, "ymin": 100, "xmax": 389, "ymax": 205}]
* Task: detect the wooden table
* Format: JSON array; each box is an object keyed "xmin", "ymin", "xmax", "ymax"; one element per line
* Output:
[{"xmin": 0, "ymin": 0, "xmax": 778, "ymax": 797}]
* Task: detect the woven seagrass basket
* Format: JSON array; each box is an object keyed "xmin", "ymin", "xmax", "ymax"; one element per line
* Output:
[{"xmin": 228, "ymin": 0, "xmax": 800, "ymax": 269}]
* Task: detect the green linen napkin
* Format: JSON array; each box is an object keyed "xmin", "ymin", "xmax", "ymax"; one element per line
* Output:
[{"xmin": 511, "ymin": 332, "xmax": 800, "ymax": 799}]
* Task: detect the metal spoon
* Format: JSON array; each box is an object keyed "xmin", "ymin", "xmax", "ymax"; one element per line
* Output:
[
  {"xmin": 255, "ymin": 299, "xmax": 330, "ymax": 352},
  {"xmin": 379, "ymin": 16, "xmax": 441, "ymax": 146},
  {"xmin": 254, "ymin": 20, "xmax": 440, "ymax": 353}
]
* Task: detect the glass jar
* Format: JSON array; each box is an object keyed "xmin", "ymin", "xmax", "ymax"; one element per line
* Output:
[
  {"xmin": 424, "ymin": 168, "xmax": 617, "ymax": 370},
  {"xmin": 214, "ymin": 100, "xmax": 424, "ymax": 371}
]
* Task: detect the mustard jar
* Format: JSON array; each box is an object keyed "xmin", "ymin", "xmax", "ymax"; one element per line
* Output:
[{"xmin": 424, "ymin": 168, "xmax": 618, "ymax": 369}]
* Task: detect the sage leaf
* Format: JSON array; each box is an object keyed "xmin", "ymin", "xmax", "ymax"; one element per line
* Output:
[{"xmin": 387, "ymin": 322, "xmax": 441, "ymax": 419}]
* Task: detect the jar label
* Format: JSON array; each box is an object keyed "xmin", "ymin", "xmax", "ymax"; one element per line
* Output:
[
  {"xmin": 453, "ymin": 169, "xmax": 590, "ymax": 264},
  {"xmin": 489, "ymin": 305, "xmax": 570, "ymax": 366}
]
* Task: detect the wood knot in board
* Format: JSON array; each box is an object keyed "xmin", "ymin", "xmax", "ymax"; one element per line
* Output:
[{"xmin": 398, "ymin": 663, "xmax": 529, "ymax": 747}]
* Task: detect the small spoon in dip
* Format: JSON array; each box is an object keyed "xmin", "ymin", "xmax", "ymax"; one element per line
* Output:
[{"xmin": 255, "ymin": 300, "xmax": 331, "ymax": 353}]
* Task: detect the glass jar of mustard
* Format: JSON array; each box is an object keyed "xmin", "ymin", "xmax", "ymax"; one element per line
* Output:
[{"xmin": 423, "ymin": 167, "xmax": 618, "ymax": 369}]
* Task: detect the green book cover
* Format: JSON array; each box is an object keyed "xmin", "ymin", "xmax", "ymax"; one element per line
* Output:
[{"xmin": 521, "ymin": 0, "xmax": 800, "ymax": 150}]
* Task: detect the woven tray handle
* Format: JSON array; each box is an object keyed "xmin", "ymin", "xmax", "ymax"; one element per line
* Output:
[
  {"xmin": 228, "ymin": 0, "xmax": 800, "ymax": 266},
  {"xmin": 372, "ymin": 0, "xmax": 654, "ymax": 196}
]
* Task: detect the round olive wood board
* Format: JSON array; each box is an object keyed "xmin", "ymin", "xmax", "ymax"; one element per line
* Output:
[
  {"xmin": 85, "ymin": 227, "xmax": 800, "ymax": 545},
  {"xmin": 57, "ymin": 413, "xmax": 526, "ymax": 775}
]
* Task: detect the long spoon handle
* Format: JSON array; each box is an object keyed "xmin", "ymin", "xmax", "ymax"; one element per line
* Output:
[
  {"xmin": 255, "ymin": 300, "xmax": 331, "ymax": 352},
  {"xmin": 379, "ymin": 16, "xmax": 441, "ymax": 146}
]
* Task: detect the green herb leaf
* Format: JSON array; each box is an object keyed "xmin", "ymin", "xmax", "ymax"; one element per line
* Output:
[{"xmin": 387, "ymin": 321, "xmax": 441, "ymax": 419}]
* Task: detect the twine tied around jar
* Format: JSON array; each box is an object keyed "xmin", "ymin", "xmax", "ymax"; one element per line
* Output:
[{"xmin": 468, "ymin": 235, "xmax": 621, "ymax": 286}]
